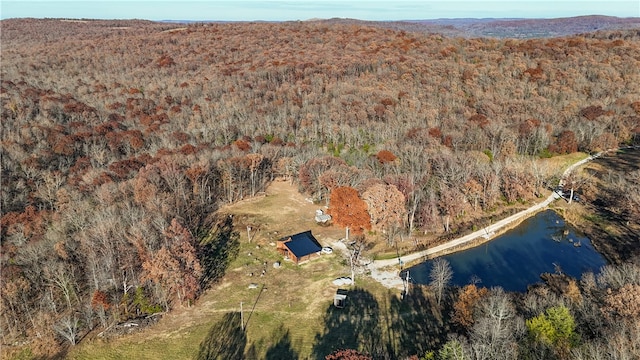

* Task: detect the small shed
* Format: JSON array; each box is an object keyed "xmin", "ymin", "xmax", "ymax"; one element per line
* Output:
[
  {"xmin": 277, "ymin": 230, "xmax": 322, "ymax": 264},
  {"xmin": 315, "ymin": 209, "xmax": 332, "ymax": 224},
  {"xmin": 334, "ymin": 289, "xmax": 348, "ymax": 308}
]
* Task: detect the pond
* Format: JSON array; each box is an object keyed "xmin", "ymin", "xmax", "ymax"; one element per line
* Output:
[{"xmin": 406, "ymin": 210, "xmax": 607, "ymax": 292}]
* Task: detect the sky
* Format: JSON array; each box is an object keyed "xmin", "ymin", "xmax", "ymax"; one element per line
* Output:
[{"xmin": 1, "ymin": 1, "xmax": 639, "ymax": 21}]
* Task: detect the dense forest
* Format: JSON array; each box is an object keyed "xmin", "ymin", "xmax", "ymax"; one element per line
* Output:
[{"xmin": 1, "ymin": 18, "xmax": 640, "ymax": 358}]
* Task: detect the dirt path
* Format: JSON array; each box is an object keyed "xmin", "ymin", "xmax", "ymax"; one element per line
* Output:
[{"xmin": 367, "ymin": 148, "xmax": 622, "ymax": 289}]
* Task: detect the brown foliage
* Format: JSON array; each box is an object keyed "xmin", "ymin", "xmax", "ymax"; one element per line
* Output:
[
  {"xmin": 375, "ymin": 149, "xmax": 397, "ymax": 164},
  {"xmin": 500, "ymin": 164, "xmax": 535, "ymax": 203},
  {"xmin": 580, "ymin": 105, "xmax": 607, "ymax": 121},
  {"xmin": 549, "ymin": 130, "xmax": 578, "ymax": 155},
  {"xmin": 299, "ymin": 156, "xmax": 348, "ymax": 199},
  {"xmin": 0, "ymin": 205, "xmax": 48, "ymax": 240},
  {"xmin": 91, "ymin": 290, "xmax": 110, "ymax": 310},
  {"xmin": 427, "ymin": 127, "xmax": 441, "ymax": 138},
  {"xmin": 142, "ymin": 218, "xmax": 203, "ymax": 308},
  {"xmin": 327, "ymin": 186, "xmax": 371, "ymax": 234},
  {"xmin": 468, "ymin": 114, "xmax": 489, "ymax": 129},
  {"xmin": 452, "ymin": 284, "xmax": 489, "ymax": 329},
  {"xmin": 157, "ymin": 54, "xmax": 176, "ymax": 68},
  {"xmin": 362, "ymin": 183, "xmax": 406, "ymax": 231},
  {"xmin": 3, "ymin": 18, "xmax": 640, "ymax": 350},
  {"xmin": 523, "ymin": 65, "xmax": 545, "ymax": 82},
  {"xmin": 564, "ymin": 279, "xmax": 583, "ymax": 305},
  {"xmin": 602, "ymin": 284, "xmax": 640, "ymax": 321},
  {"xmin": 325, "ymin": 349, "xmax": 372, "ymax": 360},
  {"xmin": 233, "ymin": 139, "xmax": 251, "ymax": 151}
]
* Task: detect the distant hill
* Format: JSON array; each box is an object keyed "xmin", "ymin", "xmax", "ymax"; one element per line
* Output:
[{"xmin": 318, "ymin": 15, "xmax": 640, "ymax": 38}]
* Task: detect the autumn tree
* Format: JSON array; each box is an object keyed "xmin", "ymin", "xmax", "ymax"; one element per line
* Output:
[
  {"xmin": 4, "ymin": 18, "xmax": 640, "ymax": 353},
  {"xmin": 246, "ymin": 153, "xmax": 267, "ymax": 197},
  {"xmin": 141, "ymin": 218, "xmax": 202, "ymax": 309},
  {"xmin": 549, "ymin": 130, "xmax": 578, "ymax": 154},
  {"xmin": 463, "ymin": 177, "xmax": 483, "ymax": 212},
  {"xmin": 516, "ymin": 118, "xmax": 551, "ymax": 155},
  {"xmin": 299, "ymin": 156, "xmax": 349, "ymax": 202},
  {"xmin": 387, "ymin": 145, "xmax": 432, "ymax": 234},
  {"xmin": 325, "ymin": 349, "xmax": 373, "ymax": 360},
  {"xmin": 362, "ymin": 183, "xmax": 406, "ymax": 243},
  {"xmin": 374, "ymin": 149, "xmax": 398, "ymax": 176},
  {"xmin": 452, "ymin": 284, "xmax": 489, "ymax": 330},
  {"xmin": 91, "ymin": 290, "xmax": 111, "ymax": 328},
  {"xmin": 500, "ymin": 161, "xmax": 535, "ymax": 203},
  {"xmin": 327, "ymin": 186, "xmax": 371, "ymax": 237},
  {"xmin": 375, "ymin": 149, "xmax": 397, "ymax": 164},
  {"xmin": 602, "ymin": 284, "xmax": 640, "ymax": 322},
  {"xmin": 318, "ymin": 164, "xmax": 366, "ymax": 200},
  {"xmin": 386, "ymin": 174, "xmax": 424, "ymax": 236},
  {"xmin": 437, "ymin": 186, "xmax": 466, "ymax": 233},
  {"xmin": 218, "ymin": 155, "xmax": 250, "ymax": 203}
]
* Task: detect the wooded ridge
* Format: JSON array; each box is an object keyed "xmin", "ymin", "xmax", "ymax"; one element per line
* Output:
[{"xmin": 1, "ymin": 18, "xmax": 640, "ymax": 357}]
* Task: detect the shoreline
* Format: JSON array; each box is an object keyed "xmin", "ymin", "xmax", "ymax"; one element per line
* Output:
[{"xmin": 367, "ymin": 148, "xmax": 624, "ymax": 290}]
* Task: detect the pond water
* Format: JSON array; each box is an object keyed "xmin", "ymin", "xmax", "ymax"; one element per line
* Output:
[{"xmin": 406, "ymin": 210, "xmax": 607, "ymax": 292}]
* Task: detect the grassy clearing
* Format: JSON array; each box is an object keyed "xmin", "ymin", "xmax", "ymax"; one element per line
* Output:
[
  {"xmin": 539, "ymin": 152, "xmax": 590, "ymax": 174},
  {"xmin": 67, "ymin": 181, "xmax": 365, "ymax": 359},
  {"xmin": 67, "ymin": 180, "xmax": 453, "ymax": 359},
  {"xmin": 68, "ymin": 323, "xmax": 211, "ymax": 359}
]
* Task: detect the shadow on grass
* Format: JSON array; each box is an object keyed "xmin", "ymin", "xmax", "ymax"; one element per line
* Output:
[
  {"xmin": 196, "ymin": 312, "xmax": 246, "ymax": 360},
  {"xmin": 388, "ymin": 285, "xmax": 449, "ymax": 359},
  {"xmin": 193, "ymin": 288, "xmax": 452, "ymax": 359},
  {"xmin": 312, "ymin": 288, "xmax": 389, "ymax": 359},
  {"xmin": 199, "ymin": 215, "xmax": 240, "ymax": 289},
  {"xmin": 265, "ymin": 325, "xmax": 298, "ymax": 360}
]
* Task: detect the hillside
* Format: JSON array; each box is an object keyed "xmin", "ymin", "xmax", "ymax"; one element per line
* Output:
[
  {"xmin": 402, "ymin": 15, "xmax": 640, "ymax": 38},
  {"xmin": 311, "ymin": 15, "xmax": 640, "ymax": 38},
  {"xmin": 1, "ymin": 18, "xmax": 640, "ymax": 358}
]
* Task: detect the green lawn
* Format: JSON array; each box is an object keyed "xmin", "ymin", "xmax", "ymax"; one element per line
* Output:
[{"xmin": 67, "ymin": 242, "xmax": 444, "ymax": 359}]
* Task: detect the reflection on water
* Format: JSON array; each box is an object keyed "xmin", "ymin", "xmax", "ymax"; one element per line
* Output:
[{"xmin": 407, "ymin": 210, "xmax": 607, "ymax": 292}]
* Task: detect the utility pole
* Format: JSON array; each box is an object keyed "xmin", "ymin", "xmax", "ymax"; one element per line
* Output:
[{"xmin": 240, "ymin": 302, "xmax": 244, "ymax": 331}]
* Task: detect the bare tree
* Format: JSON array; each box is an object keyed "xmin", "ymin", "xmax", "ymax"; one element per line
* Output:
[
  {"xmin": 469, "ymin": 288, "xmax": 524, "ymax": 360},
  {"xmin": 53, "ymin": 313, "xmax": 80, "ymax": 345},
  {"xmin": 45, "ymin": 262, "xmax": 78, "ymax": 310},
  {"xmin": 347, "ymin": 234, "xmax": 370, "ymax": 282},
  {"xmin": 430, "ymin": 257, "xmax": 453, "ymax": 306}
]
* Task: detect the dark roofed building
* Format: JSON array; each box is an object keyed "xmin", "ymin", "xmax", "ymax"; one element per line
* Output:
[{"xmin": 277, "ymin": 230, "xmax": 322, "ymax": 264}]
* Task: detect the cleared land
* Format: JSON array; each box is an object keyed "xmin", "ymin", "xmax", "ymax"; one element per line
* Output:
[{"xmin": 68, "ymin": 180, "xmax": 428, "ymax": 359}]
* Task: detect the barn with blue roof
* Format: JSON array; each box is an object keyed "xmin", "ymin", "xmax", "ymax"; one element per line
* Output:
[{"xmin": 276, "ymin": 230, "xmax": 322, "ymax": 264}]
